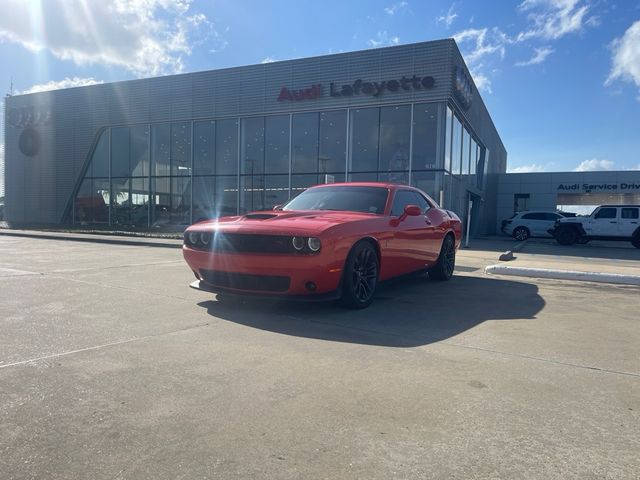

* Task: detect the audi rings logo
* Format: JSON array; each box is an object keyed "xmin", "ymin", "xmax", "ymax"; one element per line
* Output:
[
  {"xmin": 8, "ymin": 106, "xmax": 52, "ymax": 128},
  {"xmin": 19, "ymin": 128, "xmax": 42, "ymax": 157},
  {"xmin": 454, "ymin": 66, "xmax": 473, "ymax": 110}
]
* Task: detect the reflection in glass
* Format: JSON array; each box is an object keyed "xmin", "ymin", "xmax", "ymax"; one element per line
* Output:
[
  {"xmin": 151, "ymin": 177, "xmax": 170, "ymax": 226},
  {"xmin": 193, "ymin": 176, "xmax": 215, "ymax": 221},
  {"xmin": 171, "ymin": 176, "xmax": 191, "ymax": 223},
  {"xmin": 111, "ymin": 177, "xmax": 130, "ymax": 225},
  {"xmin": 470, "ymin": 138, "xmax": 477, "ymax": 176},
  {"xmin": 462, "ymin": 128, "xmax": 470, "ymax": 176},
  {"xmin": 111, "ymin": 127, "xmax": 130, "ymax": 178},
  {"xmin": 452, "ymin": 115, "xmax": 462, "ymax": 175},
  {"xmin": 291, "ymin": 174, "xmax": 319, "ymax": 198},
  {"xmin": 241, "ymin": 174, "xmax": 265, "ymax": 213},
  {"xmin": 413, "ymin": 104, "xmax": 439, "ymax": 171},
  {"xmin": 292, "ymin": 112, "xmax": 319, "ymax": 173},
  {"xmin": 349, "ymin": 107, "xmax": 379, "ymax": 172},
  {"xmin": 216, "ymin": 119, "xmax": 239, "ymax": 175},
  {"xmin": 319, "ymin": 110, "xmax": 346, "ymax": 174},
  {"xmin": 152, "ymin": 124, "xmax": 171, "ymax": 176},
  {"xmin": 265, "ymin": 115, "xmax": 289, "ymax": 174},
  {"xmin": 444, "ymin": 107, "xmax": 452, "ymax": 172},
  {"xmin": 379, "ymin": 105, "xmax": 410, "ymax": 184},
  {"xmin": 74, "ymin": 178, "xmax": 109, "ymax": 224},
  {"xmin": 241, "ymin": 117, "xmax": 265, "ymax": 175},
  {"xmin": 89, "ymin": 130, "xmax": 109, "ymax": 177},
  {"xmin": 130, "ymin": 125, "xmax": 149, "ymax": 177},
  {"xmin": 215, "ymin": 176, "xmax": 239, "ymax": 216},
  {"xmin": 264, "ymin": 175, "xmax": 289, "ymax": 209},
  {"xmin": 411, "ymin": 171, "xmax": 441, "ymax": 201},
  {"xmin": 130, "ymin": 178, "xmax": 149, "ymax": 227},
  {"xmin": 194, "ymin": 121, "xmax": 215, "ymax": 175},
  {"xmin": 171, "ymin": 122, "xmax": 192, "ymax": 176}
]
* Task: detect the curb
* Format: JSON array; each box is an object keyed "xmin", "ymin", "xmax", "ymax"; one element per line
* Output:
[
  {"xmin": 0, "ymin": 230, "xmax": 182, "ymax": 249},
  {"xmin": 484, "ymin": 264, "xmax": 640, "ymax": 286}
]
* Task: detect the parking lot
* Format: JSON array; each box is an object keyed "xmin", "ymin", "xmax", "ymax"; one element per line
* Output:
[{"xmin": 1, "ymin": 234, "xmax": 639, "ymax": 479}]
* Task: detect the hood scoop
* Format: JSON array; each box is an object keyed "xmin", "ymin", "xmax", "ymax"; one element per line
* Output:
[{"xmin": 244, "ymin": 213, "xmax": 278, "ymax": 220}]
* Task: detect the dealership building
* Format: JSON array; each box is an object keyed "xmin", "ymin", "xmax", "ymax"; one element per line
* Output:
[{"xmin": 4, "ymin": 38, "xmax": 638, "ymax": 235}]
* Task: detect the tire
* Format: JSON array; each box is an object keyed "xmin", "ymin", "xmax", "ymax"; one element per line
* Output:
[
  {"xmin": 556, "ymin": 226, "xmax": 577, "ymax": 246},
  {"xmin": 512, "ymin": 226, "xmax": 530, "ymax": 241},
  {"xmin": 340, "ymin": 241, "xmax": 379, "ymax": 309},
  {"xmin": 632, "ymin": 236, "xmax": 640, "ymax": 249},
  {"xmin": 429, "ymin": 235, "xmax": 456, "ymax": 281}
]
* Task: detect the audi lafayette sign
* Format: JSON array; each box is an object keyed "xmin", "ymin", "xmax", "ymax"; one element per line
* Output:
[{"xmin": 277, "ymin": 75, "xmax": 435, "ymax": 102}]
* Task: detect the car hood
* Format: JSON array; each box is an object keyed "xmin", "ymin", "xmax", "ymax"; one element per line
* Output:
[{"xmin": 189, "ymin": 210, "xmax": 379, "ymax": 235}]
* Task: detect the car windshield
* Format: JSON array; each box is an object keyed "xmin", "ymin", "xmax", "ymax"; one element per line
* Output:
[{"xmin": 283, "ymin": 186, "xmax": 389, "ymax": 214}]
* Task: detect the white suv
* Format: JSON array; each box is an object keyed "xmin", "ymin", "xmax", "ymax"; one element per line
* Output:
[
  {"xmin": 548, "ymin": 205, "xmax": 640, "ymax": 248},
  {"xmin": 501, "ymin": 211, "xmax": 565, "ymax": 241}
]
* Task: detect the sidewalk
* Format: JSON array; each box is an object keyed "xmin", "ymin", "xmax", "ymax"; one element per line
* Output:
[{"xmin": 0, "ymin": 228, "xmax": 183, "ymax": 248}]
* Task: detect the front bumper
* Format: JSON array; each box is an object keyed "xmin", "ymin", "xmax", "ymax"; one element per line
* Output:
[{"xmin": 183, "ymin": 245, "xmax": 344, "ymax": 297}]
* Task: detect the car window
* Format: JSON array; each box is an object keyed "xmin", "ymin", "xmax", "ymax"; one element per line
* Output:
[
  {"xmin": 414, "ymin": 193, "xmax": 431, "ymax": 213},
  {"xmin": 621, "ymin": 208, "xmax": 639, "ymax": 219},
  {"xmin": 391, "ymin": 191, "xmax": 423, "ymax": 216},
  {"xmin": 594, "ymin": 208, "xmax": 617, "ymax": 219},
  {"xmin": 283, "ymin": 186, "xmax": 388, "ymax": 214},
  {"xmin": 522, "ymin": 212, "xmax": 545, "ymax": 220},
  {"xmin": 545, "ymin": 213, "xmax": 562, "ymax": 221}
]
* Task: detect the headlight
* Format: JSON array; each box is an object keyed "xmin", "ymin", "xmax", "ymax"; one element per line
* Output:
[
  {"xmin": 292, "ymin": 236, "xmax": 305, "ymax": 251},
  {"xmin": 188, "ymin": 231, "xmax": 199, "ymax": 245},
  {"xmin": 307, "ymin": 237, "xmax": 321, "ymax": 252},
  {"xmin": 200, "ymin": 231, "xmax": 211, "ymax": 246}
]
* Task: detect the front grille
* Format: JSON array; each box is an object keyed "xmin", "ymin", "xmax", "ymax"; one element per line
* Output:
[
  {"xmin": 200, "ymin": 270, "xmax": 291, "ymax": 292},
  {"xmin": 210, "ymin": 233, "xmax": 294, "ymax": 253}
]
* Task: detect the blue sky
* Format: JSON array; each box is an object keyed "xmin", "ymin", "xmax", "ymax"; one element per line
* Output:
[{"xmin": 1, "ymin": 0, "xmax": 639, "ymax": 179}]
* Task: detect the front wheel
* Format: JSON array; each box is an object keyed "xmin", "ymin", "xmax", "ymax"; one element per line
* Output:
[
  {"xmin": 340, "ymin": 242, "xmax": 379, "ymax": 309},
  {"xmin": 429, "ymin": 235, "xmax": 456, "ymax": 281}
]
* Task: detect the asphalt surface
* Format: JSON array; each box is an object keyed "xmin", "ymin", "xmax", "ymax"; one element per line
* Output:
[{"xmin": 1, "ymin": 235, "xmax": 639, "ymax": 479}]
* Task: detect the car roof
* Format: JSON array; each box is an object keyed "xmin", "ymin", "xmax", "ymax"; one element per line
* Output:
[
  {"xmin": 598, "ymin": 205, "xmax": 640, "ymax": 208},
  {"xmin": 310, "ymin": 181, "xmax": 401, "ymax": 189}
]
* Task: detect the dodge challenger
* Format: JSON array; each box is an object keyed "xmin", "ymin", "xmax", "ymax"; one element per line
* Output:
[{"xmin": 183, "ymin": 182, "xmax": 462, "ymax": 308}]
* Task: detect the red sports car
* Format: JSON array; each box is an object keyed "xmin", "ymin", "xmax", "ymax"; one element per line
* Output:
[{"xmin": 183, "ymin": 182, "xmax": 462, "ymax": 308}]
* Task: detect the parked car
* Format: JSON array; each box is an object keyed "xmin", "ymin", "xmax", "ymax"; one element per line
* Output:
[
  {"xmin": 548, "ymin": 205, "xmax": 640, "ymax": 248},
  {"xmin": 501, "ymin": 211, "xmax": 565, "ymax": 241},
  {"xmin": 183, "ymin": 182, "xmax": 462, "ymax": 309}
]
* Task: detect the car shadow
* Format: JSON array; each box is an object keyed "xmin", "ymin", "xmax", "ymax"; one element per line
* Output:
[
  {"xmin": 196, "ymin": 275, "xmax": 545, "ymax": 348},
  {"xmin": 522, "ymin": 239, "xmax": 639, "ymax": 261}
]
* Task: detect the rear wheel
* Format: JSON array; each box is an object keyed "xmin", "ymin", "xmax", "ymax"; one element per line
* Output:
[
  {"xmin": 429, "ymin": 235, "xmax": 456, "ymax": 281},
  {"xmin": 340, "ymin": 242, "xmax": 379, "ymax": 309},
  {"xmin": 556, "ymin": 226, "xmax": 577, "ymax": 246},
  {"xmin": 512, "ymin": 226, "xmax": 530, "ymax": 241}
]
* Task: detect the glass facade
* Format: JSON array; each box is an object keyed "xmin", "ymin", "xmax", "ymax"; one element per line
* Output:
[{"xmin": 72, "ymin": 102, "xmax": 487, "ymax": 228}]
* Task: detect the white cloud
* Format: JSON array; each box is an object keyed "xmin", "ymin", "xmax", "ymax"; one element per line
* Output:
[
  {"xmin": 18, "ymin": 77, "xmax": 103, "ymax": 95},
  {"xmin": 517, "ymin": 0, "xmax": 593, "ymax": 42},
  {"xmin": 605, "ymin": 20, "xmax": 640, "ymax": 101},
  {"xmin": 574, "ymin": 158, "xmax": 614, "ymax": 171},
  {"xmin": 515, "ymin": 46, "xmax": 554, "ymax": 66},
  {"xmin": 261, "ymin": 57, "xmax": 276, "ymax": 64},
  {"xmin": 384, "ymin": 1, "xmax": 408, "ymax": 15},
  {"xmin": 0, "ymin": 0, "xmax": 222, "ymax": 77},
  {"xmin": 508, "ymin": 163, "xmax": 548, "ymax": 173},
  {"xmin": 453, "ymin": 28, "xmax": 508, "ymax": 92},
  {"xmin": 437, "ymin": 4, "xmax": 458, "ymax": 28},
  {"xmin": 368, "ymin": 31, "xmax": 400, "ymax": 47}
]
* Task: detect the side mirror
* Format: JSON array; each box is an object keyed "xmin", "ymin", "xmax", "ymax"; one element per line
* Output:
[
  {"xmin": 404, "ymin": 205, "xmax": 422, "ymax": 216},
  {"xmin": 273, "ymin": 204, "xmax": 283, "ymax": 211}
]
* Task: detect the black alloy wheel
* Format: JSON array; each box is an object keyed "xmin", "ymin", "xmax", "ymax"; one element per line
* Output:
[
  {"xmin": 429, "ymin": 235, "xmax": 455, "ymax": 281},
  {"xmin": 513, "ymin": 226, "xmax": 530, "ymax": 241},
  {"xmin": 341, "ymin": 242, "xmax": 379, "ymax": 309},
  {"xmin": 556, "ymin": 227, "xmax": 577, "ymax": 246}
]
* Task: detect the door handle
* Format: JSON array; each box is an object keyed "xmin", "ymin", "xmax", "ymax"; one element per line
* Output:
[{"xmin": 425, "ymin": 219, "xmax": 432, "ymax": 225}]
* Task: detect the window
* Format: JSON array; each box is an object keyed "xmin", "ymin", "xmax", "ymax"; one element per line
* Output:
[
  {"xmin": 292, "ymin": 112, "xmax": 319, "ymax": 173},
  {"xmin": 514, "ymin": 193, "xmax": 530, "ymax": 213},
  {"xmin": 469, "ymin": 138, "xmax": 477, "ymax": 175},
  {"xmin": 194, "ymin": 121, "xmax": 215, "ymax": 175},
  {"xmin": 171, "ymin": 122, "xmax": 192, "ymax": 176},
  {"xmin": 379, "ymin": 105, "xmax": 411, "ymax": 174},
  {"xmin": 413, "ymin": 104, "xmax": 439, "ymax": 170},
  {"xmin": 594, "ymin": 208, "xmax": 617, "ymax": 219},
  {"xmin": 111, "ymin": 127, "xmax": 130, "ymax": 178},
  {"xmin": 319, "ymin": 110, "xmax": 347, "ymax": 174},
  {"xmin": 621, "ymin": 208, "xmax": 639, "ymax": 219},
  {"xmin": 130, "ymin": 125, "xmax": 149, "ymax": 177},
  {"xmin": 284, "ymin": 186, "xmax": 388, "ymax": 214},
  {"xmin": 265, "ymin": 115, "xmax": 290, "ymax": 174},
  {"xmin": 391, "ymin": 190, "xmax": 424, "ymax": 216},
  {"xmin": 444, "ymin": 107, "xmax": 452, "ymax": 172},
  {"xmin": 349, "ymin": 107, "xmax": 379, "ymax": 172},
  {"xmin": 522, "ymin": 213, "xmax": 547, "ymax": 220},
  {"xmin": 88, "ymin": 130, "xmax": 109, "ymax": 177},
  {"xmin": 215, "ymin": 119, "xmax": 238, "ymax": 175},
  {"xmin": 152, "ymin": 124, "xmax": 171, "ymax": 176},
  {"xmin": 241, "ymin": 117, "xmax": 265, "ymax": 175},
  {"xmin": 451, "ymin": 115, "xmax": 462, "ymax": 175},
  {"xmin": 462, "ymin": 128, "xmax": 470, "ymax": 175}
]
